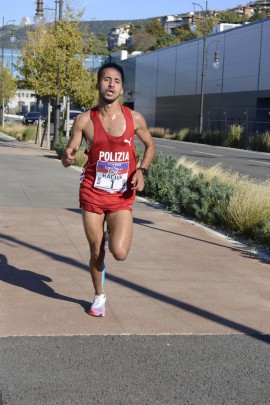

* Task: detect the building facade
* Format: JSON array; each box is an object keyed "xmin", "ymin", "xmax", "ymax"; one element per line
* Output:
[{"xmin": 120, "ymin": 18, "xmax": 270, "ymax": 134}]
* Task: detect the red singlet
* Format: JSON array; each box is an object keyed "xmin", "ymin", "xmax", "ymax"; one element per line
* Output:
[{"xmin": 80, "ymin": 105, "xmax": 137, "ymax": 214}]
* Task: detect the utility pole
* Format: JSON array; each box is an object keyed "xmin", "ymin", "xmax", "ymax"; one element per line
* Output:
[
  {"xmin": 51, "ymin": 0, "xmax": 63, "ymax": 150},
  {"xmin": 1, "ymin": 18, "xmax": 16, "ymax": 127}
]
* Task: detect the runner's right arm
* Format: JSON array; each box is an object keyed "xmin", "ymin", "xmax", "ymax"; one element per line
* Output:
[{"xmin": 61, "ymin": 114, "xmax": 84, "ymax": 168}]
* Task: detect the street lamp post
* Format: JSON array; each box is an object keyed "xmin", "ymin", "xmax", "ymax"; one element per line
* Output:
[
  {"xmin": 34, "ymin": 0, "xmax": 63, "ymax": 150},
  {"xmin": 52, "ymin": 0, "xmax": 63, "ymax": 150},
  {"xmin": 191, "ymin": 1, "xmax": 208, "ymax": 136},
  {"xmin": 1, "ymin": 18, "xmax": 16, "ymax": 127},
  {"xmin": 190, "ymin": 2, "xmax": 220, "ymax": 136}
]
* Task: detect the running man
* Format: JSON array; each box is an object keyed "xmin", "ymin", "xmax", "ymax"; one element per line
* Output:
[{"xmin": 61, "ymin": 62, "xmax": 156, "ymax": 317}]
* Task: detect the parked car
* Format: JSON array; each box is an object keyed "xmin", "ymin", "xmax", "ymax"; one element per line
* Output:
[
  {"xmin": 22, "ymin": 112, "xmax": 46, "ymax": 125},
  {"xmin": 63, "ymin": 110, "xmax": 83, "ymax": 132}
]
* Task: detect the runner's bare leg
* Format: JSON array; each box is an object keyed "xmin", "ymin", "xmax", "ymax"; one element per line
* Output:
[
  {"xmin": 81, "ymin": 209, "xmax": 105, "ymax": 296},
  {"xmin": 106, "ymin": 210, "xmax": 133, "ymax": 261}
]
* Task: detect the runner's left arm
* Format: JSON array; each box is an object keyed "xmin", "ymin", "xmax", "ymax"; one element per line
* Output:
[{"xmin": 131, "ymin": 110, "xmax": 156, "ymax": 191}]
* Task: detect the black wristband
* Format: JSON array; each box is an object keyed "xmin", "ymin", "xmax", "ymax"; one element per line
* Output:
[{"xmin": 137, "ymin": 167, "xmax": 148, "ymax": 176}]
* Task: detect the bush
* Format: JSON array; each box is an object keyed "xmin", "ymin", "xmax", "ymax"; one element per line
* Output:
[
  {"xmin": 22, "ymin": 126, "xmax": 37, "ymax": 141},
  {"xmin": 0, "ymin": 123, "xmax": 24, "ymax": 140},
  {"xmin": 149, "ymin": 127, "xmax": 172, "ymax": 138},
  {"xmin": 176, "ymin": 128, "xmax": 190, "ymax": 141},
  {"xmin": 55, "ymin": 133, "xmax": 68, "ymax": 157},
  {"xmin": 202, "ymin": 130, "xmax": 224, "ymax": 146},
  {"xmin": 249, "ymin": 131, "xmax": 270, "ymax": 152},
  {"xmin": 225, "ymin": 182, "xmax": 270, "ymax": 237},
  {"xmin": 138, "ymin": 152, "xmax": 270, "ymax": 248},
  {"xmin": 75, "ymin": 148, "xmax": 87, "ymax": 167},
  {"xmin": 226, "ymin": 124, "xmax": 246, "ymax": 148},
  {"xmin": 251, "ymin": 220, "xmax": 270, "ymax": 246},
  {"xmin": 142, "ymin": 153, "xmax": 233, "ymax": 226}
]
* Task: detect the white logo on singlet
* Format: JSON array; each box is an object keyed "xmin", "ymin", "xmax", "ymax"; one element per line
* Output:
[{"xmin": 124, "ymin": 137, "xmax": 132, "ymax": 146}]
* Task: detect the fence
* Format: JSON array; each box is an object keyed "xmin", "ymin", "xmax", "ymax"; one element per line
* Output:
[{"xmin": 206, "ymin": 108, "xmax": 270, "ymax": 134}]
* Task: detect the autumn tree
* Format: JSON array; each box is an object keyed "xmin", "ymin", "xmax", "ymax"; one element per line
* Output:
[
  {"xmin": 17, "ymin": 16, "xmax": 98, "ymax": 108},
  {"xmin": 0, "ymin": 66, "xmax": 17, "ymax": 126},
  {"xmin": 128, "ymin": 32, "xmax": 156, "ymax": 53}
]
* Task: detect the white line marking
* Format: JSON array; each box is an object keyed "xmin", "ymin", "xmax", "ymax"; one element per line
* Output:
[
  {"xmin": 249, "ymin": 159, "xmax": 270, "ymax": 166},
  {"xmin": 156, "ymin": 144, "xmax": 175, "ymax": 149},
  {"xmin": 192, "ymin": 150, "xmax": 224, "ymax": 157}
]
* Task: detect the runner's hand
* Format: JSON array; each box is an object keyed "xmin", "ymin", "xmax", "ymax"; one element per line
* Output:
[
  {"xmin": 131, "ymin": 170, "xmax": 145, "ymax": 191},
  {"xmin": 61, "ymin": 147, "xmax": 79, "ymax": 167}
]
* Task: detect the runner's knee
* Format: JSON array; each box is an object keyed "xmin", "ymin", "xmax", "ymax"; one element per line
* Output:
[{"xmin": 111, "ymin": 246, "xmax": 129, "ymax": 261}]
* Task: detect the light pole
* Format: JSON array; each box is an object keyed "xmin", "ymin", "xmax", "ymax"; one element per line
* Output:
[
  {"xmin": 190, "ymin": 2, "xmax": 221, "ymax": 136},
  {"xmin": 52, "ymin": 0, "xmax": 63, "ymax": 150},
  {"xmin": 1, "ymin": 18, "xmax": 16, "ymax": 127},
  {"xmin": 190, "ymin": 1, "xmax": 208, "ymax": 136},
  {"xmin": 34, "ymin": 0, "xmax": 63, "ymax": 149}
]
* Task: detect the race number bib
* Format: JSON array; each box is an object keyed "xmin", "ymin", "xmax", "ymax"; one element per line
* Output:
[{"xmin": 94, "ymin": 160, "xmax": 129, "ymax": 194}]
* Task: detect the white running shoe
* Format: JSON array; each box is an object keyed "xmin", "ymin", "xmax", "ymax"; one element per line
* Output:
[{"xmin": 89, "ymin": 294, "xmax": 106, "ymax": 317}]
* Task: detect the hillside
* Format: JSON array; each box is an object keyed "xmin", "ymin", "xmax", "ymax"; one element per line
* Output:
[{"xmin": 3, "ymin": 18, "xmax": 153, "ymax": 49}]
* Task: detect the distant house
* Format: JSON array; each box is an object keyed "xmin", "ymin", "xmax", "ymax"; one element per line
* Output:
[
  {"xmin": 159, "ymin": 14, "xmax": 195, "ymax": 34},
  {"xmin": 107, "ymin": 24, "xmax": 131, "ymax": 50},
  {"xmin": 249, "ymin": 0, "xmax": 270, "ymax": 10},
  {"xmin": 8, "ymin": 89, "xmax": 37, "ymax": 115},
  {"xmin": 227, "ymin": 5, "xmax": 255, "ymax": 18}
]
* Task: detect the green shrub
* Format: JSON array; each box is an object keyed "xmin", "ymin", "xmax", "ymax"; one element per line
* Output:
[
  {"xmin": 184, "ymin": 128, "xmax": 200, "ymax": 143},
  {"xmin": 226, "ymin": 124, "xmax": 246, "ymax": 148},
  {"xmin": 249, "ymin": 131, "xmax": 270, "ymax": 152},
  {"xmin": 251, "ymin": 220, "xmax": 270, "ymax": 247},
  {"xmin": 202, "ymin": 130, "xmax": 224, "ymax": 146},
  {"xmin": 142, "ymin": 153, "xmax": 233, "ymax": 226},
  {"xmin": 55, "ymin": 133, "xmax": 68, "ymax": 157},
  {"xmin": 22, "ymin": 126, "xmax": 36, "ymax": 141}
]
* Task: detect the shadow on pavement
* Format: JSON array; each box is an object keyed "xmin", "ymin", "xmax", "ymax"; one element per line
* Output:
[
  {"xmin": 0, "ymin": 234, "xmax": 269, "ymax": 344},
  {"xmin": 0, "ymin": 254, "xmax": 89, "ymax": 312},
  {"xmin": 133, "ymin": 218, "xmax": 270, "ymax": 265}
]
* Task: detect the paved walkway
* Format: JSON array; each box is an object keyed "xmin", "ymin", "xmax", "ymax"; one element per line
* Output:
[
  {"xmin": 0, "ymin": 132, "xmax": 269, "ymax": 337},
  {"xmin": 0, "ymin": 133, "xmax": 270, "ymax": 405}
]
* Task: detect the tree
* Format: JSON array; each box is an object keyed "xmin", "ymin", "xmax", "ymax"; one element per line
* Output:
[
  {"xmin": 0, "ymin": 66, "xmax": 17, "ymax": 126},
  {"xmin": 145, "ymin": 20, "xmax": 165, "ymax": 36},
  {"xmin": 0, "ymin": 66, "xmax": 17, "ymax": 106},
  {"xmin": 17, "ymin": 16, "xmax": 98, "ymax": 108},
  {"xmin": 173, "ymin": 29, "xmax": 198, "ymax": 43},
  {"xmin": 150, "ymin": 34, "xmax": 179, "ymax": 50},
  {"xmin": 92, "ymin": 33, "xmax": 109, "ymax": 55},
  {"xmin": 128, "ymin": 32, "xmax": 156, "ymax": 53},
  {"xmin": 217, "ymin": 11, "xmax": 244, "ymax": 24}
]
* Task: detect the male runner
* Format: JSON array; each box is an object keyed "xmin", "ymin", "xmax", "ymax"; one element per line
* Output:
[{"xmin": 61, "ymin": 62, "xmax": 156, "ymax": 317}]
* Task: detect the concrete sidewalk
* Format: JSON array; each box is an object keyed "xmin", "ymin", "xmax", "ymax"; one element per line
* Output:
[{"xmin": 0, "ymin": 133, "xmax": 270, "ymax": 338}]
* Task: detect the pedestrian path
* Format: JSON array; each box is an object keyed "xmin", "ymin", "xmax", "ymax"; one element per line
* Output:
[{"xmin": 0, "ymin": 133, "xmax": 269, "ymax": 338}]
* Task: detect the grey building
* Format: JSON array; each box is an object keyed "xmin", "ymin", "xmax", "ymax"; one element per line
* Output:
[{"xmin": 120, "ymin": 18, "xmax": 270, "ymax": 134}]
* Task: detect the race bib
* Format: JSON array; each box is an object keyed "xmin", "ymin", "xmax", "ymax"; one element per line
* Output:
[{"xmin": 94, "ymin": 160, "xmax": 129, "ymax": 194}]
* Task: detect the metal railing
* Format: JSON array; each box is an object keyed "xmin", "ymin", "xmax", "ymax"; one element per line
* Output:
[{"xmin": 206, "ymin": 107, "xmax": 270, "ymax": 134}]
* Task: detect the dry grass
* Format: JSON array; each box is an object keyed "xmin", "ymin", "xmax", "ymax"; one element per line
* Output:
[
  {"xmin": 1, "ymin": 123, "xmax": 25, "ymax": 140},
  {"xmin": 74, "ymin": 148, "xmax": 87, "ymax": 167},
  {"xmin": 177, "ymin": 157, "xmax": 270, "ymax": 234}
]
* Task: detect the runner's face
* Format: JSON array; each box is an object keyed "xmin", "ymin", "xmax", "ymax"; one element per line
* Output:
[{"xmin": 98, "ymin": 68, "xmax": 123, "ymax": 104}]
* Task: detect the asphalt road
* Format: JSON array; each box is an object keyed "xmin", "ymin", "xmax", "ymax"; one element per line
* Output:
[
  {"xmin": 7, "ymin": 115, "xmax": 269, "ymax": 181},
  {"xmin": 1, "ymin": 133, "xmax": 270, "ymax": 405},
  {"xmin": 135, "ymin": 137, "xmax": 270, "ymax": 182},
  {"xmin": 1, "ymin": 335, "xmax": 270, "ymax": 405}
]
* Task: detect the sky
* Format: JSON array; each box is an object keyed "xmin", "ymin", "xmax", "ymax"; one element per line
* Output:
[{"xmin": 1, "ymin": 0, "xmax": 245, "ymax": 25}]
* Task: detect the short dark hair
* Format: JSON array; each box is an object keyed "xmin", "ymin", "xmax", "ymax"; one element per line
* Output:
[{"xmin": 97, "ymin": 62, "xmax": 125, "ymax": 84}]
